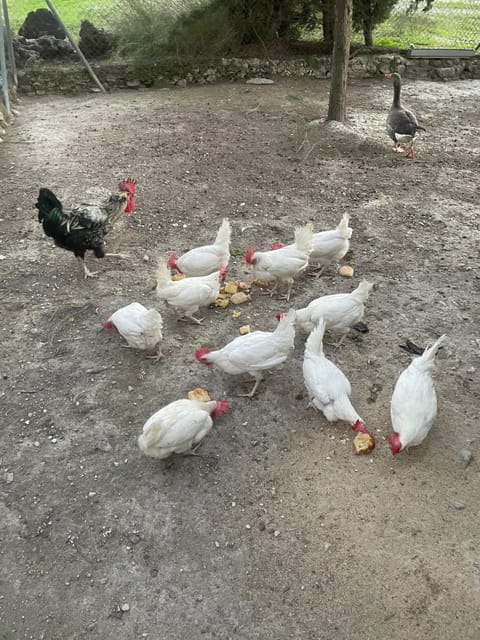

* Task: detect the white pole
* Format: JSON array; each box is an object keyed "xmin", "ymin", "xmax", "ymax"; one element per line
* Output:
[{"xmin": 44, "ymin": 0, "xmax": 107, "ymax": 93}]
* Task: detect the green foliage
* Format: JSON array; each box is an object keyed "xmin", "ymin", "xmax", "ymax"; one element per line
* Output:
[
  {"xmin": 352, "ymin": 0, "xmax": 399, "ymax": 36},
  {"xmin": 112, "ymin": 0, "xmax": 241, "ymax": 59}
]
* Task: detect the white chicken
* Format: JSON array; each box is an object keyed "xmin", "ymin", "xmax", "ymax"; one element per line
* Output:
[
  {"xmin": 388, "ymin": 334, "xmax": 446, "ymax": 455},
  {"xmin": 310, "ymin": 213, "xmax": 352, "ymax": 275},
  {"xmin": 168, "ymin": 218, "xmax": 231, "ymax": 277},
  {"xmin": 156, "ymin": 260, "xmax": 227, "ymax": 324},
  {"xmin": 303, "ymin": 318, "xmax": 367, "ymax": 433},
  {"xmin": 138, "ymin": 398, "xmax": 230, "ymax": 459},
  {"xmin": 102, "ymin": 302, "xmax": 163, "ymax": 361},
  {"xmin": 295, "ymin": 280, "xmax": 374, "ymax": 346},
  {"xmin": 195, "ymin": 309, "xmax": 296, "ymax": 397},
  {"xmin": 245, "ymin": 224, "xmax": 313, "ymax": 301}
]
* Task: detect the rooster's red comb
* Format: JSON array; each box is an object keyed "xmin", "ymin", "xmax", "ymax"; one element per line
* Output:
[
  {"xmin": 167, "ymin": 253, "xmax": 177, "ymax": 269},
  {"xmin": 195, "ymin": 347, "xmax": 211, "ymax": 364},
  {"xmin": 119, "ymin": 178, "xmax": 136, "ymax": 195},
  {"xmin": 245, "ymin": 246, "xmax": 257, "ymax": 265},
  {"xmin": 102, "ymin": 317, "xmax": 114, "ymax": 329},
  {"xmin": 214, "ymin": 400, "xmax": 230, "ymax": 415}
]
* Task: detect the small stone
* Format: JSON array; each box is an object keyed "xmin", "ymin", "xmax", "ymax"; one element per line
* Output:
[
  {"xmin": 245, "ymin": 524, "xmax": 251, "ymax": 530},
  {"xmin": 274, "ymin": 530, "xmax": 281, "ymax": 537},
  {"xmin": 88, "ymin": 491, "xmax": 97, "ymax": 498},
  {"xmin": 214, "ymin": 541, "xmax": 220, "ymax": 548},
  {"xmin": 451, "ymin": 501, "xmax": 466, "ymax": 510},
  {"xmin": 246, "ymin": 77, "xmax": 274, "ymax": 85},
  {"xmin": 143, "ymin": 254, "xmax": 149, "ymax": 262},
  {"xmin": 5, "ymin": 472, "xmax": 13, "ymax": 484},
  {"xmin": 95, "ymin": 440, "xmax": 112, "ymax": 453},
  {"xmin": 458, "ymin": 448, "xmax": 473, "ymax": 470},
  {"xmin": 34, "ymin": 441, "xmax": 40, "ymax": 447},
  {"xmin": 239, "ymin": 324, "xmax": 251, "ymax": 335},
  {"xmin": 258, "ymin": 520, "xmax": 266, "ymax": 531},
  {"xmin": 127, "ymin": 386, "xmax": 134, "ymax": 392},
  {"xmin": 120, "ymin": 603, "xmax": 130, "ymax": 612}
]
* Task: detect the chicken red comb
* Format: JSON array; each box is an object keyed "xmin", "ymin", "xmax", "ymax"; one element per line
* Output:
[
  {"xmin": 351, "ymin": 419, "xmax": 369, "ymax": 434},
  {"xmin": 214, "ymin": 400, "xmax": 230, "ymax": 415},
  {"xmin": 195, "ymin": 347, "xmax": 211, "ymax": 364},
  {"xmin": 245, "ymin": 246, "xmax": 257, "ymax": 265},
  {"xmin": 102, "ymin": 318, "xmax": 114, "ymax": 329},
  {"xmin": 387, "ymin": 432, "xmax": 402, "ymax": 455},
  {"xmin": 219, "ymin": 266, "xmax": 228, "ymax": 282},
  {"xmin": 119, "ymin": 178, "xmax": 136, "ymax": 195},
  {"xmin": 167, "ymin": 253, "xmax": 178, "ymax": 269},
  {"xmin": 270, "ymin": 241, "xmax": 284, "ymax": 250}
]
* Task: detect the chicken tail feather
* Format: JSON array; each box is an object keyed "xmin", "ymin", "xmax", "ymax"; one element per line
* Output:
[
  {"xmin": 337, "ymin": 213, "xmax": 353, "ymax": 239},
  {"xmin": 215, "ymin": 218, "xmax": 232, "ymax": 247},
  {"xmin": 305, "ymin": 317, "xmax": 326, "ymax": 355},
  {"xmin": 35, "ymin": 188, "xmax": 64, "ymax": 225},
  {"xmin": 294, "ymin": 223, "xmax": 314, "ymax": 254},
  {"xmin": 155, "ymin": 260, "xmax": 173, "ymax": 292},
  {"xmin": 420, "ymin": 334, "xmax": 447, "ymax": 364}
]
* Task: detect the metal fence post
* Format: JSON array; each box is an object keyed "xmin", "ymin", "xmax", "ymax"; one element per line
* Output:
[
  {"xmin": 0, "ymin": 1, "xmax": 11, "ymax": 117},
  {"xmin": 44, "ymin": 0, "xmax": 107, "ymax": 92},
  {"xmin": 2, "ymin": 0, "xmax": 17, "ymax": 88}
]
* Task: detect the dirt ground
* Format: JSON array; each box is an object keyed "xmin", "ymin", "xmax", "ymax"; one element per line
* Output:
[{"xmin": 1, "ymin": 76, "xmax": 479, "ymax": 640}]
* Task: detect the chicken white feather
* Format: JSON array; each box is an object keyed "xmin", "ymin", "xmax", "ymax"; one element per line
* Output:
[
  {"xmin": 295, "ymin": 280, "xmax": 373, "ymax": 345},
  {"xmin": 138, "ymin": 398, "xmax": 229, "ymax": 459},
  {"xmin": 103, "ymin": 302, "xmax": 163, "ymax": 360},
  {"xmin": 310, "ymin": 213, "xmax": 352, "ymax": 274},
  {"xmin": 388, "ymin": 335, "xmax": 446, "ymax": 454},
  {"xmin": 303, "ymin": 318, "xmax": 366, "ymax": 431},
  {"xmin": 196, "ymin": 309, "xmax": 296, "ymax": 397},
  {"xmin": 156, "ymin": 260, "xmax": 227, "ymax": 324},
  {"xmin": 245, "ymin": 224, "xmax": 313, "ymax": 301},
  {"xmin": 168, "ymin": 219, "xmax": 231, "ymax": 276}
]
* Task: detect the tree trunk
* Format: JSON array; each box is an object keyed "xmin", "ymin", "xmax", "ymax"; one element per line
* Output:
[
  {"xmin": 327, "ymin": 0, "xmax": 353, "ymax": 122},
  {"xmin": 363, "ymin": 18, "xmax": 373, "ymax": 46},
  {"xmin": 322, "ymin": 0, "xmax": 334, "ymax": 50}
]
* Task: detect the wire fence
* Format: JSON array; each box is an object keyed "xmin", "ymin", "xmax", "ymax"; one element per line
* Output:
[
  {"xmin": 5, "ymin": 0, "xmax": 480, "ymax": 74},
  {"xmin": 371, "ymin": 0, "xmax": 480, "ymax": 49}
]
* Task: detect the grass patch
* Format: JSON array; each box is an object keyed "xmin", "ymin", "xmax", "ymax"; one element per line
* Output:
[{"xmin": 8, "ymin": 0, "xmax": 116, "ymax": 34}]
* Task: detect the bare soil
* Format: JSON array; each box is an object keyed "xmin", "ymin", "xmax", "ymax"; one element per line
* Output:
[{"xmin": 1, "ymin": 77, "xmax": 479, "ymax": 640}]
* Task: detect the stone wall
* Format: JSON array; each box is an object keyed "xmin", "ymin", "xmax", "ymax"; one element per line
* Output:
[{"xmin": 16, "ymin": 53, "xmax": 480, "ymax": 96}]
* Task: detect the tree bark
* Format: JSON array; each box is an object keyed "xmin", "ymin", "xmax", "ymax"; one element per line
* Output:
[
  {"xmin": 326, "ymin": 0, "xmax": 353, "ymax": 122},
  {"xmin": 363, "ymin": 19, "xmax": 373, "ymax": 46}
]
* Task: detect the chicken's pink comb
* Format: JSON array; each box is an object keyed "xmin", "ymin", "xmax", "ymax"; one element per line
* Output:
[
  {"xmin": 195, "ymin": 347, "xmax": 211, "ymax": 364},
  {"xmin": 119, "ymin": 178, "xmax": 136, "ymax": 195},
  {"xmin": 270, "ymin": 241, "xmax": 284, "ymax": 250},
  {"xmin": 275, "ymin": 312, "xmax": 288, "ymax": 321},
  {"xmin": 102, "ymin": 318, "xmax": 114, "ymax": 329},
  {"xmin": 215, "ymin": 400, "xmax": 230, "ymax": 415},
  {"xmin": 351, "ymin": 420, "xmax": 369, "ymax": 434},
  {"xmin": 167, "ymin": 253, "xmax": 177, "ymax": 269},
  {"xmin": 245, "ymin": 246, "xmax": 257, "ymax": 265},
  {"xmin": 387, "ymin": 431, "xmax": 402, "ymax": 455}
]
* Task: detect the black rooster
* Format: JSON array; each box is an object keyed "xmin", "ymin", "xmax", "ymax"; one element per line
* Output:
[{"xmin": 36, "ymin": 179, "xmax": 136, "ymax": 278}]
